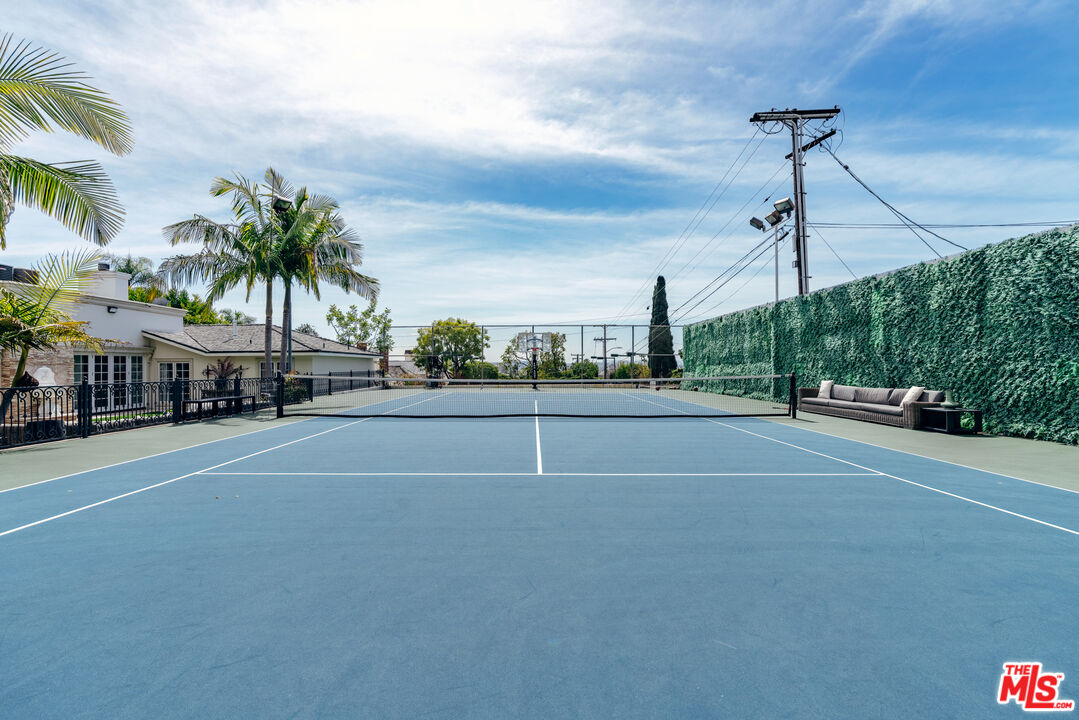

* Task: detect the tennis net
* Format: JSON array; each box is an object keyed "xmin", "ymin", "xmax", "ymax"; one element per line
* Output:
[{"xmin": 278, "ymin": 374, "xmax": 795, "ymax": 418}]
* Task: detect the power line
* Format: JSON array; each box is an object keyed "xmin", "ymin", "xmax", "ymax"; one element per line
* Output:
[
  {"xmin": 820, "ymin": 144, "xmax": 967, "ymax": 256},
  {"xmin": 669, "ymin": 234, "xmax": 774, "ymax": 323},
  {"xmin": 611, "ymin": 129, "xmax": 763, "ymax": 322},
  {"xmin": 663, "ymin": 168, "xmax": 790, "ymax": 320},
  {"xmin": 811, "ymin": 221, "xmax": 1079, "ymax": 229},
  {"xmin": 681, "ymin": 234, "xmax": 791, "ymax": 323},
  {"xmin": 810, "ymin": 225, "xmax": 858, "ymax": 279},
  {"xmin": 665, "ymin": 163, "xmax": 790, "ymax": 285}
]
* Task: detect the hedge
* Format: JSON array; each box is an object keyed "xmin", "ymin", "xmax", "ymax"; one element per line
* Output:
[{"xmin": 683, "ymin": 225, "xmax": 1079, "ymax": 444}]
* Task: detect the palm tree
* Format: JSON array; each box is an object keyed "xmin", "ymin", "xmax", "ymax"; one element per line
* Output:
[
  {"xmin": 264, "ymin": 170, "xmax": 377, "ymax": 371},
  {"xmin": 0, "ymin": 250, "xmax": 107, "ymax": 419},
  {"xmin": 0, "ymin": 34, "xmax": 132, "ymax": 248},
  {"xmin": 104, "ymin": 254, "xmax": 163, "ymax": 298},
  {"xmin": 158, "ymin": 173, "xmax": 278, "ymax": 378}
]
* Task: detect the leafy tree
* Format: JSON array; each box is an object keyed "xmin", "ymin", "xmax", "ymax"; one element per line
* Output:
[
  {"xmin": 0, "ymin": 35, "xmax": 132, "ymax": 249},
  {"xmin": 612, "ymin": 362, "xmax": 650, "ymax": 379},
  {"xmin": 567, "ymin": 360, "xmax": 599, "ymax": 379},
  {"xmin": 0, "ymin": 250, "xmax": 107, "ymax": 419},
  {"xmin": 413, "ymin": 318, "xmax": 489, "ymax": 378},
  {"xmin": 460, "ymin": 360, "xmax": 500, "ymax": 379},
  {"xmin": 500, "ymin": 332, "xmax": 567, "ymax": 378},
  {"xmin": 326, "ymin": 299, "xmax": 392, "ymax": 351},
  {"xmin": 500, "ymin": 339, "xmax": 526, "ymax": 378},
  {"xmin": 294, "ymin": 322, "xmax": 317, "ymax": 335},
  {"xmin": 327, "ymin": 299, "xmax": 393, "ymax": 373},
  {"xmin": 161, "ymin": 288, "xmax": 220, "ymax": 325},
  {"xmin": 537, "ymin": 333, "xmax": 568, "ymax": 378},
  {"xmin": 648, "ymin": 275, "xmax": 677, "ymax": 378}
]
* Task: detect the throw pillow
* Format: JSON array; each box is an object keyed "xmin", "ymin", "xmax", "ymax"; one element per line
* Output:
[
  {"xmin": 900, "ymin": 386, "xmax": 925, "ymax": 406},
  {"xmin": 818, "ymin": 380, "xmax": 834, "ymax": 399}
]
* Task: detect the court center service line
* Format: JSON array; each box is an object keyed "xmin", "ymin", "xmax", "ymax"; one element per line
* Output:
[{"xmin": 535, "ymin": 400, "xmax": 543, "ymax": 475}]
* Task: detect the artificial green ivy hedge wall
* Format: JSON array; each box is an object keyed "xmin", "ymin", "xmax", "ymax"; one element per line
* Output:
[{"xmin": 683, "ymin": 226, "xmax": 1079, "ymax": 444}]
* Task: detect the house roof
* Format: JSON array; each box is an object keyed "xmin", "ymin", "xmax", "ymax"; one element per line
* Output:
[{"xmin": 143, "ymin": 324, "xmax": 380, "ymax": 356}]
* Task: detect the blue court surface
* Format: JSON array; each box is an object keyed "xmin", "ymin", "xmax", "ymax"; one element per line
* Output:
[{"xmin": 1, "ymin": 413, "xmax": 1076, "ymax": 719}]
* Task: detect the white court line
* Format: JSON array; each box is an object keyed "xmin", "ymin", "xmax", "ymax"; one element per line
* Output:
[
  {"xmin": 196, "ymin": 471, "xmax": 881, "ymax": 477},
  {"xmin": 0, "ymin": 419, "xmax": 368, "ymax": 538},
  {"xmin": 534, "ymin": 400, "xmax": 543, "ymax": 475},
  {"xmin": 622, "ymin": 391, "xmax": 1079, "ymax": 538},
  {"xmin": 0, "ymin": 413, "xmax": 313, "ymax": 495},
  {"xmin": 771, "ymin": 416, "xmax": 1079, "ymax": 497},
  {"xmin": 0, "ymin": 392, "xmax": 446, "ymax": 539},
  {"xmin": 710, "ymin": 420, "xmax": 1079, "ymax": 538}
]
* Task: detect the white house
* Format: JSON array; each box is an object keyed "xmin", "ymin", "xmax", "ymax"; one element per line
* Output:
[{"xmin": 1, "ymin": 263, "xmax": 379, "ymax": 392}]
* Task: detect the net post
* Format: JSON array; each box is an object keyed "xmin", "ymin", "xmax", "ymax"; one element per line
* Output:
[
  {"xmin": 789, "ymin": 371, "xmax": 797, "ymax": 419},
  {"xmin": 275, "ymin": 372, "xmax": 284, "ymax": 418}
]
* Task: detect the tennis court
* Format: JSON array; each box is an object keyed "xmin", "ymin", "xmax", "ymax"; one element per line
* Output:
[{"xmin": 1, "ymin": 383, "xmax": 1076, "ymax": 718}]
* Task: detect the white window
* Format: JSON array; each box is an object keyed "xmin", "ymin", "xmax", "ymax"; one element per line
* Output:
[
  {"xmin": 159, "ymin": 362, "xmax": 192, "ymax": 400},
  {"xmin": 74, "ymin": 353, "xmax": 146, "ymax": 411},
  {"xmin": 130, "ymin": 356, "xmax": 144, "ymax": 405},
  {"xmin": 259, "ymin": 361, "xmax": 281, "ymax": 378},
  {"xmin": 74, "ymin": 354, "xmax": 89, "ymax": 384}
]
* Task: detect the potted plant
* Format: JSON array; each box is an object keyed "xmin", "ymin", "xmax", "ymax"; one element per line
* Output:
[{"xmin": 203, "ymin": 358, "xmax": 242, "ymax": 397}]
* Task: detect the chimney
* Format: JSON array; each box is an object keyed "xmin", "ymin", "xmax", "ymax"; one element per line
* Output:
[{"xmin": 89, "ymin": 265, "xmax": 131, "ymax": 300}]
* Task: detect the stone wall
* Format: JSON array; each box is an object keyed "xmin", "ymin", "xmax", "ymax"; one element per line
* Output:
[{"xmin": 0, "ymin": 347, "xmax": 75, "ymax": 387}]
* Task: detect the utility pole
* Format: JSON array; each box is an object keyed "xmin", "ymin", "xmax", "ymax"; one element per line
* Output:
[
  {"xmin": 592, "ymin": 325, "xmax": 616, "ymax": 379},
  {"xmin": 750, "ymin": 107, "xmax": 839, "ymax": 295}
]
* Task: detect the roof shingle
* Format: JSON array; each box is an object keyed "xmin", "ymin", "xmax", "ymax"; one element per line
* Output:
[{"xmin": 143, "ymin": 324, "xmax": 380, "ymax": 356}]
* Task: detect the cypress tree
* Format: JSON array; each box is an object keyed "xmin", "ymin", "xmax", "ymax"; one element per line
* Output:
[{"xmin": 648, "ymin": 275, "xmax": 677, "ymax": 378}]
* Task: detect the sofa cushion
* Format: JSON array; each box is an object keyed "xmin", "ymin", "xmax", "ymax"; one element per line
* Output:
[
  {"xmin": 888, "ymin": 388, "xmax": 908, "ymax": 405},
  {"xmin": 801, "ymin": 396, "xmax": 830, "ymax": 406},
  {"xmin": 828, "ymin": 400, "xmax": 904, "ymax": 416},
  {"xmin": 818, "ymin": 380, "xmax": 834, "ymax": 399},
  {"xmin": 854, "ymin": 386, "xmax": 893, "ymax": 404},
  {"xmin": 922, "ymin": 390, "xmax": 945, "ymax": 403},
  {"xmin": 831, "ymin": 384, "xmax": 857, "ymax": 402},
  {"xmin": 901, "ymin": 386, "xmax": 926, "ymax": 406}
]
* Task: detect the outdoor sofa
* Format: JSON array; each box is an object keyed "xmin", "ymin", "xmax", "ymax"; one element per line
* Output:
[{"xmin": 797, "ymin": 382, "xmax": 945, "ymax": 429}]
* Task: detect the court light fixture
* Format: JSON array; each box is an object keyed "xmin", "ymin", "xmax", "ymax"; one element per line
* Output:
[
  {"xmin": 750, "ymin": 217, "xmax": 766, "ymax": 231},
  {"xmin": 272, "ymin": 195, "xmax": 292, "ymax": 213},
  {"xmin": 773, "ymin": 197, "xmax": 794, "ymax": 215},
  {"xmin": 765, "ymin": 211, "xmax": 784, "ymax": 226}
]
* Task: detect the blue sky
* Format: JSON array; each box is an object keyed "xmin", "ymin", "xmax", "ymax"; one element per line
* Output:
[{"xmin": 3, "ymin": 0, "xmax": 1078, "ymax": 356}]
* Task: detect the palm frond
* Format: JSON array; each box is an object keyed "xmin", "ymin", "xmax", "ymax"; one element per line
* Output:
[
  {"xmin": 162, "ymin": 214, "xmax": 236, "ymax": 248},
  {"xmin": 264, "ymin": 167, "xmax": 295, "ymax": 201},
  {"xmin": 8, "ymin": 249, "xmax": 102, "ymax": 322},
  {"xmin": 0, "ymin": 34, "xmax": 133, "ymax": 154},
  {"xmin": 0, "ymin": 155, "xmax": 123, "ymax": 248},
  {"xmin": 211, "ymin": 173, "xmax": 266, "ymax": 228}
]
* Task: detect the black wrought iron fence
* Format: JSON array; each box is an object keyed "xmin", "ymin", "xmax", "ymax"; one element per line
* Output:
[
  {"xmin": 279, "ymin": 370, "xmax": 377, "ymax": 407},
  {"xmin": 0, "ymin": 377, "xmax": 275, "ymax": 450}
]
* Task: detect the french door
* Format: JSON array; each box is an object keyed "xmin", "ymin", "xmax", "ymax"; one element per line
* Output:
[{"xmin": 74, "ymin": 354, "xmax": 145, "ymax": 411}]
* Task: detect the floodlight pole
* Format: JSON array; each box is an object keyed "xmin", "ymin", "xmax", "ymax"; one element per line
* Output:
[{"xmin": 750, "ymin": 107, "xmax": 840, "ymax": 296}]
